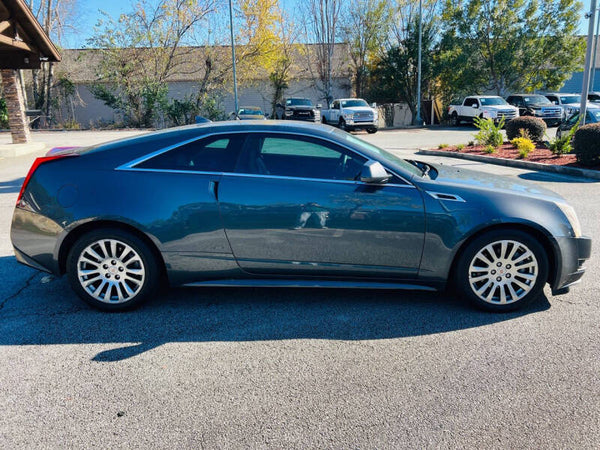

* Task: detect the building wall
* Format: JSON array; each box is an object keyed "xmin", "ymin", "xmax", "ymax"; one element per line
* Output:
[
  {"xmin": 69, "ymin": 78, "xmax": 352, "ymax": 128},
  {"xmin": 560, "ymin": 69, "xmax": 600, "ymax": 93}
]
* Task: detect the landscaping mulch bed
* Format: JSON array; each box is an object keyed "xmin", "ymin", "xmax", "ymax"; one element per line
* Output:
[{"xmin": 439, "ymin": 143, "xmax": 600, "ymax": 171}]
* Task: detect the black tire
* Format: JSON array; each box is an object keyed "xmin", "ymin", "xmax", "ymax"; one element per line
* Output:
[
  {"xmin": 322, "ymin": 116, "xmax": 328, "ymax": 125},
  {"xmin": 366, "ymin": 128, "xmax": 378, "ymax": 134},
  {"xmin": 556, "ymin": 128, "xmax": 562, "ymax": 140},
  {"xmin": 454, "ymin": 229, "xmax": 548, "ymax": 312},
  {"xmin": 67, "ymin": 228, "xmax": 160, "ymax": 311},
  {"xmin": 451, "ymin": 112, "xmax": 460, "ymax": 126},
  {"xmin": 338, "ymin": 118, "xmax": 348, "ymax": 131}
]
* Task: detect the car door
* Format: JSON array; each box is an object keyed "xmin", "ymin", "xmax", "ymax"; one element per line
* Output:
[
  {"xmin": 463, "ymin": 97, "xmax": 479, "ymax": 118},
  {"xmin": 217, "ymin": 132, "xmax": 426, "ymax": 278},
  {"xmin": 127, "ymin": 134, "xmax": 245, "ymax": 274}
]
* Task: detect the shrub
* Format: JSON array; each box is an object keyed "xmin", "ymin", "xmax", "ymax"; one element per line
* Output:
[
  {"xmin": 467, "ymin": 140, "xmax": 475, "ymax": 146},
  {"xmin": 511, "ymin": 136, "xmax": 535, "ymax": 159},
  {"xmin": 548, "ymin": 119, "xmax": 579, "ymax": 155},
  {"xmin": 484, "ymin": 145, "xmax": 496, "ymax": 154},
  {"xmin": 438, "ymin": 143, "xmax": 449, "ymax": 149},
  {"xmin": 0, "ymin": 97, "xmax": 8, "ymax": 129},
  {"xmin": 473, "ymin": 117, "xmax": 504, "ymax": 147},
  {"xmin": 574, "ymin": 123, "xmax": 600, "ymax": 166},
  {"xmin": 456, "ymin": 144, "xmax": 465, "ymax": 152},
  {"xmin": 505, "ymin": 116, "xmax": 546, "ymax": 141}
]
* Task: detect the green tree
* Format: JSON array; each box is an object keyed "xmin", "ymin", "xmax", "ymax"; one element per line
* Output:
[
  {"xmin": 368, "ymin": 1, "xmax": 439, "ymax": 122},
  {"xmin": 87, "ymin": 0, "xmax": 215, "ymax": 127},
  {"xmin": 341, "ymin": 0, "xmax": 392, "ymax": 98},
  {"xmin": 438, "ymin": 0, "xmax": 585, "ymax": 98}
]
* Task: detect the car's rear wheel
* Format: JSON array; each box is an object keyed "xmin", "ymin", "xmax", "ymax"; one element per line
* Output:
[
  {"xmin": 455, "ymin": 229, "xmax": 548, "ymax": 312},
  {"xmin": 67, "ymin": 228, "xmax": 159, "ymax": 311}
]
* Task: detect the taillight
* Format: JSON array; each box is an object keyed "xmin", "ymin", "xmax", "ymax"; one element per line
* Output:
[{"xmin": 16, "ymin": 154, "xmax": 78, "ymax": 205}]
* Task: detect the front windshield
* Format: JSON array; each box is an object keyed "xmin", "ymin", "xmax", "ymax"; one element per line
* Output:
[
  {"xmin": 340, "ymin": 132, "xmax": 422, "ymax": 177},
  {"xmin": 341, "ymin": 99, "xmax": 369, "ymax": 108},
  {"xmin": 560, "ymin": 95, "xmax": 581, "ymax": 104},
  {"xmin": 287, "ymin": 98, "xmax": 313, "ymax": 106},
  {"xmin": 480, "ymin": 97, "xmax": 508, "ymax": 106},
  {"xmin": 523, "ymin": 95, "xmax": 551, "ymax": 105}
]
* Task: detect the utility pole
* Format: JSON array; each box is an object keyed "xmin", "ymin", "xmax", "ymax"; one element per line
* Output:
[
  {"xmin": 590, "ymin": 8, "xmax": 600, "ymax": 92},
  {"xmin": 580, "ymin": 0, "xmax": 597, "ymax": 126},
  {"xmin": 415, "ymin": 0, "xmax": 423, "ymax": 126},
  {"xmin": 228, "ymin": 0, "xmax": 239, "ymax": 119}
]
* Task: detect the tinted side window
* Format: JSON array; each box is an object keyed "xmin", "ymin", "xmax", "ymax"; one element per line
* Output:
[
  {"xmin": 136, "ymin": 135, "xmax": 245, "ymax": 172},
  {"xmin": 237, "ymin": 134, "xmax": 367, "ymax": 181},
  {"xmin": 547, "ymin": 96, "xmax": 558, "ymax": 104}
]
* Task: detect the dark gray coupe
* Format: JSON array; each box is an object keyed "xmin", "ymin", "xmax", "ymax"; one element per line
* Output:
[{"xmin": 11, "ymin": 121, "xmax": 590, "ymax": 311}]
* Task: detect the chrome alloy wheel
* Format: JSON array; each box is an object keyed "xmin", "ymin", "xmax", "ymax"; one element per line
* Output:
[
  {"xmin": 76, "ymin": 239, "xmax": 146, "ymax": 304},
  {"xmin": 467, "ymin": 240, "xmax": 539, "ymax": 305}
]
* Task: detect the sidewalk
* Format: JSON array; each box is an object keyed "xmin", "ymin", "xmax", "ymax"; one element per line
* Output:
[{"xmin": 0, "ymin": 129, "xmax": 147, "ymax": 157}]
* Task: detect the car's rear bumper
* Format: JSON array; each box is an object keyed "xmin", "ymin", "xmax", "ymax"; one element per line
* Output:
[
  {"xmin": 551, "ymin": 235, "xmax": 592, "ymax": 295},
  {"xmin": 10, "ymin": 207, "xmax": 63, "ymax": 275}
]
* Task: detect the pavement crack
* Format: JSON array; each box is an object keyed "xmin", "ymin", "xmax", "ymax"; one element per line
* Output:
[{"xmin": 0, "ymin": 273, "xmax": 38, "ymax": 312}]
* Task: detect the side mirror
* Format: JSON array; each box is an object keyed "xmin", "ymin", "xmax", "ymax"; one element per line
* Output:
[
  {"xmin": 472, "ymin": 104, "xmax": 479, "ymax": 109},
  {"xmin": 330, "ymin": 104, "xmax": 334, "ymax": 109},
  {"xmin": 360, "ymin": 161, "xmax": 390, "ymax": 184},
  {"xmin": 371, "ymin": 102, "xmax": 377, "ymax": 108},
  {"xmin": 316, "ymin": 103, "xmax": 322, "ymax": 109}
]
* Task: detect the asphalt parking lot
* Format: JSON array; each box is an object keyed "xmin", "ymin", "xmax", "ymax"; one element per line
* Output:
[{"xmin": 0, "ymin": 128, "xmax": 598, "ymax": 448}]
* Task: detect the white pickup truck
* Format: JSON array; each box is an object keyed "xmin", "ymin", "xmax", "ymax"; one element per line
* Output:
[
  {"xmin": 448, "ymin": 96, "xmax": 519, "ymax": 126},
  {"xmin": 321, "ymin": 98, "xmax": 379, "ymax": 133}
]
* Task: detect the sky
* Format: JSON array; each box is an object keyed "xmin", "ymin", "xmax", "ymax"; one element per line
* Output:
[{"xmin": 63, "ymin": 0, "xmax": 596, "ymax": 49}]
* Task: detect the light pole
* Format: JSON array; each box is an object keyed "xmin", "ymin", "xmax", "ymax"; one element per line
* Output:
[
  {"xmin": 415, "ymin": 0, "xmax": 423, "ymax": 126},
  {"xmin": 580, "ymin": 0, "xmax": 597, "ymax": 126},
  {"xmin": 228, "ymin": 0, "xmax": 239, "ymax": 119}
]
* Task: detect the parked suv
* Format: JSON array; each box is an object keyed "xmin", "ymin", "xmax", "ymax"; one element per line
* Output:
[
  {"xmin": 543, "ymin": 93, "xmax": 590, "ymax": 119},
  {"xmin": 279, "ymin": 98, "xmax": 321, "ymax": 122},
  {"xmin": 506, "ymin": 94, "xmax": 563, "ymax": 126}
]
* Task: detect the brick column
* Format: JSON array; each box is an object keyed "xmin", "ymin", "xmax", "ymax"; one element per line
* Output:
[{"xmin": 1, "ymin": 69, "xmax": 31, "ymax": 144}]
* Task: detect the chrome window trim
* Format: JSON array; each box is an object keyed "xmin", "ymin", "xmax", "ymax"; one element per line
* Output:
[{"xmin": 115, "ymin": 129, "xmax": 416, "ymax": 187}]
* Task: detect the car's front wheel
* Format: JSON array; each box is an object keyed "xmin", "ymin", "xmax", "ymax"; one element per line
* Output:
[
  {"xmin": 67, "ymin": 228, "xmax": 160, "ymax": 311},
  {"xmin": 451, "ymin": 112, "xmax": 460, "ymax": 126},
  {"xmin": 366, "ymin": 128, "xmax": 378, "ymax": 134},
  {"xmin": 455, "ymin": 229, "xmax": 548, "ymax": 312}
]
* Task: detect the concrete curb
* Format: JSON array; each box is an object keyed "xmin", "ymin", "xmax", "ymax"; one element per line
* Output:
[
  {"xmin": 418, "ymin": 149, "xmax": 600, "ymax": 181},
  {"xmin": 0, "ymin": 142, "xmax": 46, "ymax": 158}
]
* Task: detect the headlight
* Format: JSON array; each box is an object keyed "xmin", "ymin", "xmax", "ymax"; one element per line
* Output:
[
  {"xmin": 556, "ymin": 202, "xmax": 582, "ymax": 237},
  {"xmin": 344, "ymin": 113, "xmax": 354, "ymax": 120},
  {"xmin": 284, "ymin": 110, "xmax": 293, "ymax": 116}
]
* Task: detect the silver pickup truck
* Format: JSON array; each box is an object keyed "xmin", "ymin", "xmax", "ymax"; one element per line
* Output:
[
  {"xmin": 321, "ymin": 98, "xmax": 379, "ymax": 133},
  {"xmin": 448, "ymin": 96, "xmax": 519, "ymax": 126}
]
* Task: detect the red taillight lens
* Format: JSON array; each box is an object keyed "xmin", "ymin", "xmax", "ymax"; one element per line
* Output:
[{"xmin": 16, "ymin": 154, "xmax": 78, "ymax": 205}]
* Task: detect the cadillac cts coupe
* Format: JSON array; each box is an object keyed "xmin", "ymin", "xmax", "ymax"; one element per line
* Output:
[{"xmin": 11, "ymin": 122, "xmax": 590, "ymax": 311}]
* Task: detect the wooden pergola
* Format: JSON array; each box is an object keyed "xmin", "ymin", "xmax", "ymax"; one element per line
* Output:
[{"xmin": 0, "ymin": 0, "xmax": 60, "ymax": 144}]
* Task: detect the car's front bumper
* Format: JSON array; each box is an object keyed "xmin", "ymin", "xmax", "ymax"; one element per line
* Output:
[
  {"xmin": 551, "ymin": 235, "xmax": 592, "ymax": 295},
  {"xmin": 346, "ymin": 120, "xmax": 378, "ymax": 130}
]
